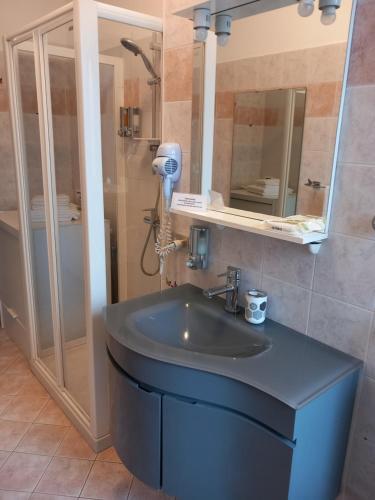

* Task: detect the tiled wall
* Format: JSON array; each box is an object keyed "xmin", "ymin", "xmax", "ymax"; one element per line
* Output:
[
  {"xmin": 0, "ymin": 52, "xmax": 18, "ymax": 211},
  {"xmin": 163, "ymin": 0, "xmax": 375, "ymax": 498}
]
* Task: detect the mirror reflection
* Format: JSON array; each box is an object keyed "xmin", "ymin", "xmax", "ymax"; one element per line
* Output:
[
  {"xmin": 229, "ymin": 88, "xmax": 306, "ymax": 217},
  {"xmin": 193, "ymin": 1, "xmax": 353, "ymax": 219}
]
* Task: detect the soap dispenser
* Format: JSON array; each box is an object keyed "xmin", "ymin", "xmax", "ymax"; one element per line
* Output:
[{"xmin": 186, "ymin": 226, "xmax": 209, "ymax": 270}]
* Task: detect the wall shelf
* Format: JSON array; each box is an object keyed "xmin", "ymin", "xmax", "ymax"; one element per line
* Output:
[{"xmin": 170, "ymin": 206, "xmax": 327, "ymax": 245}]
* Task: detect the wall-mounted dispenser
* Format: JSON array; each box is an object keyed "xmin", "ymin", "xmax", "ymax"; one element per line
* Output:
[
  {"xmin": 186, "ymin": 225, "xmax": 209, "ymax": 270},
  {"xmin": 118, "ymin": 106, "xmax": 141, "ymax": 138}
]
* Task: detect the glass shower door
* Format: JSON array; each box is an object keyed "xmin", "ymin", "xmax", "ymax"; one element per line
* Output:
[
  {"xmin": 43, "ymin": 23, "xmax": 90, "ymax": 414},
  {"xmin": 15, "ymin": 41, "xmax": 58, "ymax": 378}
]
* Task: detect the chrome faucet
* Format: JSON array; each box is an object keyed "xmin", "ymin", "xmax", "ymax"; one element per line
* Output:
[{"xmin": 203, "ymin": 266, "xmax": 241, "ymax": 313}]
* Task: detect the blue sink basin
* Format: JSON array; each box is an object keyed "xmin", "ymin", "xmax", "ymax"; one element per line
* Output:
[{"xmin": 133, "ymin": 299, "xmax": 271, "ymax": 358}]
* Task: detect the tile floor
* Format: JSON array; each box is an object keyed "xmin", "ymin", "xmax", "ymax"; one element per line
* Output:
[{"xmin": 0, "ymin": 329, "xmax": 173, "ymax": 500}]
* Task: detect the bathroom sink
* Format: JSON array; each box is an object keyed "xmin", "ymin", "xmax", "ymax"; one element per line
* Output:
[{"xmin": 132, "ymin": 299, "xmax": 271, "ymax": 358}]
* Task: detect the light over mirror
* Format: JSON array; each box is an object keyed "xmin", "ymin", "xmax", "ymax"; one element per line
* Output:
[{"xmin": 190, "ymin": 0, "xmax": 355, "ymax": 224}]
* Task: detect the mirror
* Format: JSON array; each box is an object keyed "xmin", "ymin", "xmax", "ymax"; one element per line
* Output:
[{"xmin": 191, "ymin": 0, "xmax": 354, "ymax": 222}]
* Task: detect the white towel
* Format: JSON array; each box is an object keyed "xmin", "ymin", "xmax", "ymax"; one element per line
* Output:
[
  {"xmin": 31, "ymin": 202, "xmax": 80, "ymax": 223},
  {"xmin": 31, "ymin": 194, "xmax": 70, "ymax": 210},
  {"xmin": 255, "ymin": 178, "xmax": 280, "ymax": 187}
]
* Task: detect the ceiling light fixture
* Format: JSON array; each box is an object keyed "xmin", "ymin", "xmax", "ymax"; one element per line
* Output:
[
  {"xmin": 215, "ymin": 14, "xmax": 232, "ymax": 47},
  {"xmin": 297, "ymin": 0, "xmax": 315, "ymax": 18},
  {"xmin": 319, "ymin": 0, "xmax": 341, "ymax": 25},
  {"xmin": 193, "ymin": 8, "xmax": 211, "ymax": 42}
]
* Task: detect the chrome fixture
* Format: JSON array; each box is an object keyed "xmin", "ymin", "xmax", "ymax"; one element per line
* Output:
[
  {"xmin": 319, "ymin": 0, "xmax": 341, "ymax": 25},
  {"xmin": 297, "ymin": 0, "xmax": 341, "ymax": 24},
  {"xmin": 193, "ymin": 8, "xmax": 211, "ymax": 42},
  {"xmin": 203, "ymin": 266, "xmax": 241, "ymax": 313},
  {"xmin": 186, "ymin": 225, "xmax": 209, "ymax": 270},
  {"xmin": 120, "ymin": 38, "xmax": 161, "ymax": 85},
  {"xmin": 215, "ymin": 14, "xmax": 232, "ymax": 46},
  {"xmin": 304, "ymin": 178, "xmax": 326, "ymax": 190}
]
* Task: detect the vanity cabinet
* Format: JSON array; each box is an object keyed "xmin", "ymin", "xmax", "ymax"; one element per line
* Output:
[
  {"xmin": 108, "ymin": 350, "xmax": 359, "ymax": 500},
  {"xmin": 109, "ymin": 357, "xmax": 161, "ymax": 489},
  {"xmin": 162, "ymin": 395, "xmax": 292, "ymax": 499}
]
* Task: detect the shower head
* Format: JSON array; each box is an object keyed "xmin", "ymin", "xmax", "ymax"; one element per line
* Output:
[
  {"xmin": 120, "ymin": 38, "xmax": 160, "ymax": 85},
  {"xmin": 120, "ymin": 38, "xmax": 141, "ymax": 56}
]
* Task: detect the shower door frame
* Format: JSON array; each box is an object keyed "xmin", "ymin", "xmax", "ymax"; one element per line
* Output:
[{"xmin": 4, "ymin": 0, "xmax": 163, "ymax": 449}]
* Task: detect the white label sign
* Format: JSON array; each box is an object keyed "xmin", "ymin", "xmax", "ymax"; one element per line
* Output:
[{"xmin": 171, "ymin": 193, "xmax": 208, "ymax": 212}]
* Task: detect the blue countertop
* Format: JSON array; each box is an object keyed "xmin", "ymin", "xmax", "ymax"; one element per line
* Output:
[{"xmin": 104, "ymin": 284, "xmax": 362, "ymax": 410}]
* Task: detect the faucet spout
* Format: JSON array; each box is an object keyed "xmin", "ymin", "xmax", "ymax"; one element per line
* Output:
[
  {"xmin": 203, "ymin": 284, "xmax": 235, "ymax": 299},
  {"xmin": 203, "ymin": 266, "xmax": 241, "ymax": 314}
]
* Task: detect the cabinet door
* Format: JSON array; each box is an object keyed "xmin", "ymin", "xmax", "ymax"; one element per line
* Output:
[
  {"xmin": 163, "ymin": 395, "xmax": 294, "ymax": 500},
  {"xmin": 109, "ymin": 358, "xmax": 161, "ymax": 489}
]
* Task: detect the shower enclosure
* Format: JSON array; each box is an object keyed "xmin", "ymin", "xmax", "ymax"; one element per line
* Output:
[{"xmin": 5, "ymin": 0, "xmax": 163, "ymax": 450}]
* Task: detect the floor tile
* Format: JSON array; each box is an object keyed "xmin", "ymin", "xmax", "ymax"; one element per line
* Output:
[
  {"xmin": 16, "ymin": 424, "xmax": 69, "ymax": 456},
  {"xmin": 0, "ymin": 419, "xmax": 31, "ymax": 451},
  {"xmin": 0, "ymin": 452, "xmax": 9, "ymax": 469},
  {"xmin": 0, "ymin": 396, "xmax": 49, "ymax": 423},
  {"xmin": 0, "ymin": 452, "xmax": 50, "ymax": 492},
  {"xmin": 0, "ymin": 373, "xmax": 31, "ymax": 397},
  {"xmin": 17, "ymin": 377, "xmax": 49, "ymax": 398},
  {"xmin": 30, "ymin": 494, "xmax": 78, "ymax": 500},
  {"xmin": 55, "ymin": 427, "xmax": 96, "ymax": 460},
  {"xmin": 4, "ymin": 358, "xmax": 30, "ymax": 377},
  {"xmin": 128, "ymin": 477, "xmax": 174, "ymax": 500},
  {"xmin": 35, "ymin": 457, "xmax": 92, "ymax": 497},
  {"xmin": 81, "ymin": 460, "xmax": 132, "ymax": 500},
  {"xmin": 35, "ymin": 401, "xmax": 70, "ymax": 427},
  {"xmin": 0, "ymin": 491, "xmax": 31, "ymax": 499},
  {"xmin": 0, "ymin": 396, "xmax": 14, "ymax": 414},
  {"xmin": 96, "ymin": 446, "xmax": 121, "ymax": 463},
  {"xmin": 0, "ymin": 357, "xmax": 14, "ymax": 375}
]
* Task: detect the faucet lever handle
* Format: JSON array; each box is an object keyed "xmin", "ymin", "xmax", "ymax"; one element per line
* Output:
[{"xmin": 217, "ymin": 266, "xmax": 241, "ymax": 281}]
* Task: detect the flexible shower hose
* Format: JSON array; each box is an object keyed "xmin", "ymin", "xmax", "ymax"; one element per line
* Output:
[{"xmin": 140, "ymin": 183, "xmax": 160, "ymax": 276}]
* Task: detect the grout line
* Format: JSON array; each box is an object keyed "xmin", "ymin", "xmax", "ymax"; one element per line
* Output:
[
  {"xmin": 77, "ymin": 457, "xmax": 96, "ymax": 498},
  {"xmin": 126, "ymin": 475, "xmax": 135, "ymax": 500},
  {"xmin": 31, "ymin": 451, "xmax": 55, "ymax": 495}
]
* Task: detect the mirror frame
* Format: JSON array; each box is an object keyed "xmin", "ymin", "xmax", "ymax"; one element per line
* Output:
[{"xmin": 196, "ymin": 0, "xmax": 358, "ymax": 238}]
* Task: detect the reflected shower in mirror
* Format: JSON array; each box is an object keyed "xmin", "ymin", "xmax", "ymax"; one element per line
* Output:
[
  {"xmin": 192, "ymin": 0, "xmax": 354, "ymax": 220},
  {"xmin": 230, "ymin": 88, "xmax": 306, "ymax": 217}
]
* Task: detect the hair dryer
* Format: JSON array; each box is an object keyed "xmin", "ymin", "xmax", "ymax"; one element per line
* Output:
[{"xmin": 152, "ymin": 143, "xmax": 182, "ymax": 210}]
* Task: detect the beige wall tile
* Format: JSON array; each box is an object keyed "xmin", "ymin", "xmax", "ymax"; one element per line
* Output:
[
  {"xmin": 365, "ymin": 320, "xmax": 375, "ymax": 379},
  {"xmin": 308, "ymin": 293, "xmax": 372, "ymax": 359},
  {"xmin": 305, "ymin": 82, "xmax": 338, "ymax": 118},
  {"xmin": 339, "ymin": 85, "xmax": 375, "ymax": 165},
  {"xmin": 164, "ymin": 46, "xmax": 193, "ymax": 102},
  {"xmin": 163, "ymin": 100, "xmax": 192, "ymax": 152},
  {"xmin": 262, "ymin": 238, "xmax": 315, "ymax": 288},
  {"xmin": 313, "ymin": 233, "xmax": 375, "ymax": 309},
  {"xmin": 348, "ymin": 0, "xmax": 375, "ymax": 86},
  {"xmin": 332, "ymin": 163, "xmax": 375, "ymax": 240},
  {"xmin": 260, "ymin": 275, "xmax": 311, "ymax": 334},
  {"xmin": 164, "ymin": 13, "xmax": 193, "ymax": 50}
]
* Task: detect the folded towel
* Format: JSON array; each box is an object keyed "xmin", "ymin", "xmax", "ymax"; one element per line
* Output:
[
  {"xmin": 30, "ymin": 202, "xmax": 80, "ymax": 223},
  {"xmin": 31, "ymin": 194, "xmax": 70, "ymax": 209},
  {"xmin": 255, "ymin": 177, "xmax": 280, "ymax": 187},
  {"xmin": 264, "ymin": 215, "xmax": 326, "ymax": 235},
  {"xmin": 244, "ymin": 184, "xmax": 280, "ymax": 197}
]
